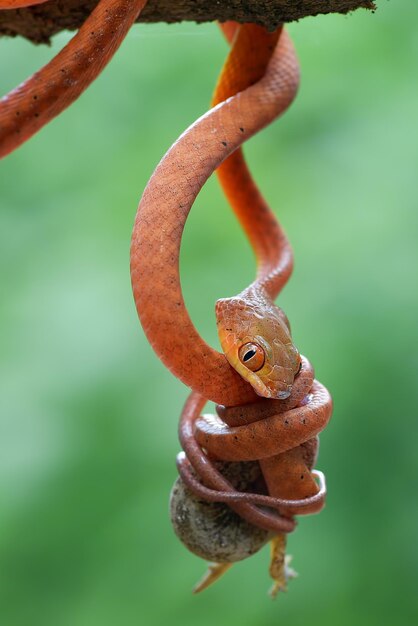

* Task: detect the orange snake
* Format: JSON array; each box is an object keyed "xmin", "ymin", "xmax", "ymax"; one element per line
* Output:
[
  {"xmin": 130, "ymin": 23, "xmax": 332, "ymax": 591},
  {"xmin": 0, "ymin": 1, "xmax": 48, "ymax": 7},
  {"xmin": 0, "ymin": 0, "xmax": 148, "ymax": 159}
]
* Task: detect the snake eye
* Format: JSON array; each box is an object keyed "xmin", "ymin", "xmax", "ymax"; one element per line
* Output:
[{"xmin": 238, "ymin": 342, "xmax": 265, "ymax": 372}]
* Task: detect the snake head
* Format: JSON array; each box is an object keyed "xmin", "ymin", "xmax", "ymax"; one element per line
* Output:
[{"xmin": 216, "ymin": 293, "xmax": 301, "ymax": 399}]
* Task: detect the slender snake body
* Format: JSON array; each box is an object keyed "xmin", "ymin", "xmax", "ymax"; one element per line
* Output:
[
  {"xmin": 0, "ymin": 1, "xmax": 49, "ymax": 7},
  {"xmin": 0, "ymin": 0, "xmax": 148, "ymax": 159}
]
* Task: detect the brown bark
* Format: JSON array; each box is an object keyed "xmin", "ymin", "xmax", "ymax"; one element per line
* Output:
[{"xmin": 0, "ymin": 0, "xmax": 375, "ymax": 44}]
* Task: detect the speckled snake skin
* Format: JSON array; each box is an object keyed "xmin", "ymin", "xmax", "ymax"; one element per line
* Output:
[{"xmin": 0, "ymin": 0, "xmax": 148, "ymax": 158}]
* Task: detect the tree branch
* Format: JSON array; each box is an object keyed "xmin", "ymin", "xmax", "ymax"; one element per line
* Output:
[{"xmin": 0, "ymin": 0, "xmax": 376, "ymax": 44}]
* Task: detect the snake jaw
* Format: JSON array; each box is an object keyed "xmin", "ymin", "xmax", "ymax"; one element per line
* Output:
[
  {"xmin": 221, "ymin": 352, "xmax": 294, "ymax": 399},
  {"xmin": 241, "ymin": 367, "xmax": 276, "ymax": 399}
]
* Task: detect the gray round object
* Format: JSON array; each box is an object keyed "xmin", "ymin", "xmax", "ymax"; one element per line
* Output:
[{"xmin": 169, "ymin": 461, "xmax": 273, "ymax": 563}]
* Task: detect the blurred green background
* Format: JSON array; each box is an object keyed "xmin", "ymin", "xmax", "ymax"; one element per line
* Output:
[{"xmin": 1, "ymin": 2, "xmax": 418, "ymax": 625}]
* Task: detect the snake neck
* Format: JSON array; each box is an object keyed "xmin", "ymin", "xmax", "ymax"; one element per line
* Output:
[
  {"xmin": 213, "ymin": 24, "xmax": 296, "ymax": 303},
  {"xmin": 212, "ymin": 25, "xmax": 300, "ymax": 399}
]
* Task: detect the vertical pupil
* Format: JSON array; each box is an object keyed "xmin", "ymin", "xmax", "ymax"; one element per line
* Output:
[{"xmin": 243, "ymin": 349, "xmax": 256, "ymax": 362}]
